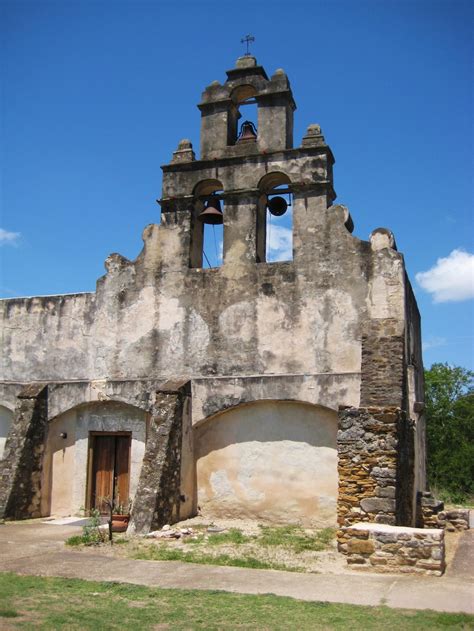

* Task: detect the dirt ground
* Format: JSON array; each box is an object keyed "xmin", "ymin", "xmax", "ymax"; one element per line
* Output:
[{"xmin": 70, "ymin": 513, "xmax": 470, "ymax": 577}]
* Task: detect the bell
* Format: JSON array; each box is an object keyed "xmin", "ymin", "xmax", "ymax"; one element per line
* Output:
[
  {"xmin": 198, "ymin": 196, "xmax": 223, "ymax": 225},
  {"xmin": 267, "ymin": 196, "xmax": 288, "ymax": 216},
  {"xmin": 236, "ymin": 120, "xmax": 257, "ymax": 143}
]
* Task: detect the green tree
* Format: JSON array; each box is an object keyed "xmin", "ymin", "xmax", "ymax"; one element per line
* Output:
[{"xmin": 424, "ymin": 363, "xmax": 474, "ymax": 502}]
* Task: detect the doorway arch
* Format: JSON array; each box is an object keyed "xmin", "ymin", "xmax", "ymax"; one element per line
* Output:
[{"xmin": 42, "ymin": 400, "xmax": 147, "ymax": 517}]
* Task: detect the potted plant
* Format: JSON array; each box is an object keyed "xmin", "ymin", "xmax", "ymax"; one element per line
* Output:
[
  {"xmin": 111, "ymin": 497, "xmax": 132, "ymax": 533},
  {"xmin": 101, "ymin": 495, "xmax": 132, "ymax": 538}
]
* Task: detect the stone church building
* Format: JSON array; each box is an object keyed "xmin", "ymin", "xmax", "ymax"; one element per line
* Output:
[{"xmin": 0, "ymin": 56, "xmax": 426, "ymax": 537}]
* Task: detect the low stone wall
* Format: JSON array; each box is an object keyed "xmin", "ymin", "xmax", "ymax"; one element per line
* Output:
[
  {"xmin": 437, "ymin": 509, "xmax": 471, "ymax": 531},
  {"xmin": 420, "ymin": 492, "xmax": 470, "ymax": 531},
  {"xmin": 339, "ymin": 522, "xmax": 445, "ymax": 576}
]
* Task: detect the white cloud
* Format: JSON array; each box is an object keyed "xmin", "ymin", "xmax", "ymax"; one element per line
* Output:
[
  {"xmin": 422, "ymin": 336, "xmax": 447, "ymax": 351},
  {"xmin": 416, "ymin": 249, "xmax": 474, "ymax": 303},
  {"xmin": 267, "ymin": 225, "xmax": 292, "ymax": 261},
  {"xmin": 0, "ymin": 228, "xmax": 21, "ymax": 246}
]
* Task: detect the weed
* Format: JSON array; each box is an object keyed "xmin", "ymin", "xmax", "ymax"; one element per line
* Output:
[
  {"xmin": 65, "ymin": 508, "xmax": 106, "ymax": 546},
  {"xmin": 0, "ymin": 608, "xmax": 19, "ymax": 618}
]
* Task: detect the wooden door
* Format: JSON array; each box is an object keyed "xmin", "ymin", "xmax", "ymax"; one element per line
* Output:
[{"xmin": 90, "ymin": 434, "xmax": 131, "ymax": 514}]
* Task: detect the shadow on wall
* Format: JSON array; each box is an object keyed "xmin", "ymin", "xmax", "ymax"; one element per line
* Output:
[
  {"xmin": 194, "ymin": 400, "xmax": 338, "ymax": 527},
  {"xmin": 0, "ymin": 404, "xmax": 14, "ymax": 460},
  {"xmin": 195, "ymin": 400, "xmax": 337, "ymax": 454}
]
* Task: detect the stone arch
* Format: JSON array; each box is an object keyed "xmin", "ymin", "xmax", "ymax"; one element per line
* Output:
[
  {"xmin": 0, "ymin": 404, "xmax": 14, "ymax": 460},
  {"xmin": 47, "ymin": 385, "xmax": 151, "ymax": 422},
  {"xmin": 193, "ymin": 399, "xmax": 338, "ymax": 527},
  {"xmin": 42, "ymin": 400, "xmax": 147, "ymax": 517},
  {"xmin": 190, "ymin": 179, "xmax": 225, "ymax": 269},
  {"xmin": 229, "ymin": 84, "xmax": 258, "ymax": 144},
  {"xmin": 256, "ymin": 172, "xmax": 293, "ymax": 263},
  {"xmin": 258, "ymin": 171, "xmax": 292, "ymax": 192}
]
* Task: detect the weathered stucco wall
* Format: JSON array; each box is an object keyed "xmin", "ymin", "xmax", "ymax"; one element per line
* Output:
[
  {"xmin": 0, "ymin": 203, "xmax": 406, "ymax": 391},
  {"xmin": 41, "ymin": 401, "xmax": 146, "ymax": 517},
  {"xmin": 194, "ymin": 401, "xmax": 337, "ymax": 526}
]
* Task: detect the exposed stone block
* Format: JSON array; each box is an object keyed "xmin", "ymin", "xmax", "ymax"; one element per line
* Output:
[
  {"xmin": 347, "ymin": 539, "xmax": 375, "ymax": 554},
  {"xmin": 360, "ymin": 497, "xmax": 396, "ymax": 513}
]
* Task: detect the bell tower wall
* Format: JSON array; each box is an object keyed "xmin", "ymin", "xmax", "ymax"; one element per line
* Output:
[{"xmin": 0, "ymin": 57, "xmax": 416, "ymax": 427}]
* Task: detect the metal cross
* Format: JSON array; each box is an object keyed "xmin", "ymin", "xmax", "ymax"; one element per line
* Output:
[{"xmin": 241, "ymin": 34, "xmax": 255, "ymax": 56}]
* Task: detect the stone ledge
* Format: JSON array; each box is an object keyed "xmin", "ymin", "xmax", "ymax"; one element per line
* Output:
[{"xmin": 348, "ymin": 522, "xmax": 443, "ymax": 536}]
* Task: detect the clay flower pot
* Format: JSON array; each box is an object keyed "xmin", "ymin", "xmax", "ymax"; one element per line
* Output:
[{"xmin": 111, "ymin": 514, "xmax": 130, "ymax": 532}]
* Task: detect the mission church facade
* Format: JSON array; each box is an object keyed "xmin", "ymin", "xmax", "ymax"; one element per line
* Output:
[{"xmin": 0, "ymin": 56, "xmax": 426, "ymax": 536}]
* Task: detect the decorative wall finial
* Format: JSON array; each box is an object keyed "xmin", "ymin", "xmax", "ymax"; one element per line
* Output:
[{"xmin": 240, "ymin": 34, "xmax": 255, "ymax": 56}]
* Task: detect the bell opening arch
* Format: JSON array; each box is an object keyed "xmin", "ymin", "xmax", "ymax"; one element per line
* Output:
[{"xmin": 190, "ymin": 179, "xmax": 224, "ymax": 269}]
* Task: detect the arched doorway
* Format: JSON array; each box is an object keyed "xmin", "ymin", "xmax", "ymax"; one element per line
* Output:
[
  {"xmin": 194, "ymin": 400, "xmax": 338, "ymax": 527},
  {"xmin": 42, "ymin": 401, "xmax": 147, "ymax": 517}
]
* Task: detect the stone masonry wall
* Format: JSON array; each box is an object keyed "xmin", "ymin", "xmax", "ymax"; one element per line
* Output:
[
  {"xmin": 337, "ymin": 406, "xmax": 401, "ymax": 537},
  {"xmin": 0, "ymin": 384, "xmax": 48, "ymax": 520},
  {"xmin": 360, "ymin": 319, "xmax": 405, "ymax": 408},
  {"xmin": 128, "ymin": 381, "xmax": 190, "ymax": 535},
  {"xmin": 341, "ymin": 522, "xmax": 445, "ymax": 576}
]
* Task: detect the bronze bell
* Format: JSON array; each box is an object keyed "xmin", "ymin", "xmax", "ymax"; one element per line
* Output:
[
  {"xmin": 236, "ymin": 120, "xmax": 257, "ymax": 143},
  {"xmin": 267, "ymin": 196, "xmax": 288, "ymax": 216},
  {"xmin": 198, "ymin": 196, "xmax": 223, "ymax": 225}
]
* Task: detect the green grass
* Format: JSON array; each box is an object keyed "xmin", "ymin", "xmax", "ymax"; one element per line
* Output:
[
  {"xmin": 1, "ymin": 573, "xmax": 472, "ymax": 630},
  {"xmin": 183, "ymin": 527, "xmax": 253, "ymax": 546},
  {"xmin": 132, "ymin": 544, "xmax": 298, "ymax": 571},
  {"xmin": 258, "ymin": 525, "xmax": 336, "ymax": 553}
]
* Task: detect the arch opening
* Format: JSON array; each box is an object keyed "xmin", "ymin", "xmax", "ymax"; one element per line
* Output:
[
  {"xmin": 191, "ymin": 179, "xmax": 224, "ymax": 269},
  {"xmin": 194, "ymin": 400, "xmax": 338, "ymax": 527},
  {"xmin": 257, "ymin": 173, "xmax": 293, "ymax": 263},
  {"xmin": 229, "ymin": 85, "xmax": 258, "ymax": 146},
  {"xmin": 42, "ymin": 400, "xmax": 147, "ymax": 518}
]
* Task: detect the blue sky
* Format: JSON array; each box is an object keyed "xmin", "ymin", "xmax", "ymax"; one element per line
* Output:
[{"xmin": 1, "ymin": 0, "xmax": 473, "ymax": 370}]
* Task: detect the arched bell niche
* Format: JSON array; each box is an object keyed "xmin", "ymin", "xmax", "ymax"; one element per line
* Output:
[
  {"xmin": 257, "ymin": 172, "xmax": 293, "ymax": 263},
  {"xmin": 228, "ymin": 84, "xmax": 258, "ymax": 146},
  {"xmin": 190, "ymin": 179, "xmax": 224, "ymax": 269}
]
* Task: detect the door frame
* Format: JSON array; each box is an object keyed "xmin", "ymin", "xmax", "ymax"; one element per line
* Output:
[{"xmin": 85, "ymin": 431, "xmax": 132, "ymax": 512}]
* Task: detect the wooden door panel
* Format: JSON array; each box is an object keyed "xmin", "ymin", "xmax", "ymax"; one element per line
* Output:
[
  {"xmin": 92, "ymin": 436, "xmax": 115, "ymax": 512},
  {"xmin": 89, "ymin": 434, "xmax": 131, "ymax": 514},
  {"xmin": 115, "ymin": 436, "xmax": 131, "ymax": 508}
]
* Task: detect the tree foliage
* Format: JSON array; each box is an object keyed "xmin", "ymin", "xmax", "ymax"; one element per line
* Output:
[{"xmin": 424, "ymin": 363, "xmax": 474, "ymax": 502}]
